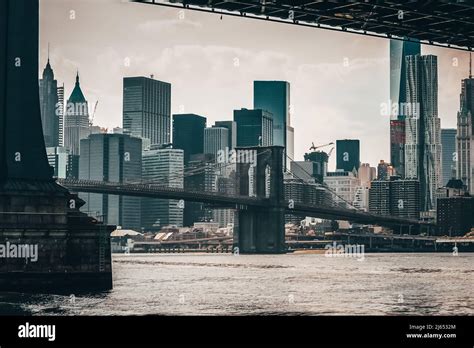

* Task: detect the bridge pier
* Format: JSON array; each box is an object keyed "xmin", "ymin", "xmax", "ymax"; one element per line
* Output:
[{"xmin": 235, "ymin": 146, "xmax": 286, "ymax": 254}]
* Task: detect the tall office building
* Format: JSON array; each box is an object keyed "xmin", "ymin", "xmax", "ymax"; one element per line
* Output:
[
  {"xmin": 369, "ymin": 177, "xmax": 420, "ymax": 219},
  {"xmin": 358, "ymin": 163, "xmax": 377, "ymax": 188},
  {"xmin": 215, "ymin": 120, "xmax": 237, "ymax": 150},
  {"xmin": 405, "ymin": 54, "xmax": 442, "ymax": 211},
  {"xmin": 441, "ymin": 129, "xmax": 457, "ymax": 186},
  {"xmin": 204, "ymin": 126, "xmax": 229, "ymax": 159},
  {"xmin": 39, "ymin": 57, "xmax": 60, "ymax": 147},
  {"xmin": 390, "ymin": 119, "xmax": 405, "ymax": 177},
  {"xmin": 142, "ymin": 147, "xmax": 184, "ymax": 231},
  {"xmin": 456, "ymin": 57, "xmax": 474, "ymax": 193},
  {"xmin": 234, "ymin": 108, "xmax": 273, "ymax": 147},
  {"xmin": 123, "ymin": 76, "xmax": 171, "ymax": 146},
  {"xmin": 64, "ymin": 72, "xmax": 90, "ymax": 155},
  {"xmin": 377, "ymin": 160, "xmax": 395, "ymax": 180},
  {"xmin": 79, "ymin": 134, "xmax": 142, "ymax": 229},
  {"xmin": 57, "ymin": 84, "xmax": 65, "ymax": 146},
  {"xmin": 46, "ymin": 147, "xmax": 70, "ymax": 179},
  {"xmin": 325, "ymin": 171, "xmax": 360, "ymax": 208},
  {"xmin": 336, "ymin": 139, "xmax": 360, "ymax": 173},
  {"xmin": 390, "ymin": 39, "xmax": 421, "ymax": 177},
  {"xmin": 173, "ymin": 114, "xmax": 206, "ymax": 165},
  {"xmin": 254, "ymin": 81, "xmax": 293, "ymax": 166}
]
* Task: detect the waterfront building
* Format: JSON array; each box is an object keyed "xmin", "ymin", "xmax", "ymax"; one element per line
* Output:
[
  {"xmin": 79, "ymin": 133, "xmax": 142, "ymax": 229},
  {"xmin": 369, "ymin": 177, "xmax": 420, "ymax": 219},
  {"xmin": 142, "ymin": 147, "xmax": 184, "ymax": 231},
  {"xmin": 123, "ymin": 76, "xmax": 171, "ymax": 146}
]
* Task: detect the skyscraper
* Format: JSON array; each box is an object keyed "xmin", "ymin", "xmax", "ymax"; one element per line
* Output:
[
  {"xmin": 123, "ymin": 76, "xmax": 171, "ymax": 146},
  {"xmin": 234, "ymin": 108, "xmax": 273, "ymax": 147},
  {"xmin": 64, "ymin": 72, "xmax": 90, "ymax": 155},
  {"xmin": 204, "ymin": 126, "xmax": 229, "ymax": 160},
  {"xmin": 79, "ymin": 133, "xmax": 142, "ymax": 229},
  {"xmin": 336, "ymin": 139, "xmax": 360, "ymax": 173},
  {"xmin": 405, "ymin": 54, "xmax": 442, "ymax": 211},
  {"xmin": 215, "ymin": 120, "xmax": 237, "ymax": 150},
  {"xmin": 57, "ymin": 84, "xmax": 65, "ymax": 147},
  {"xmin": 254, "ymin": 81, "xmax": 293, "ymax": 166},
  {"xmin": 389, "ymin": 39, "xmax": 421, "ymax": 177},
  {"xmin": 39, "ymin": 57, "xmax": 59, "ymax": 147},
  {"xmin": 441, "ymin": 129, "xmax": 457, "ymax": 186},
  {"xmin": 173, "ymin": 114, "xmax": 206, "ymax": 165},
  {"xmin": 456, "ymin": 56, "xmax": 474, "ymax": 193},
  {"xmin": 142, "ymin": 147, "xmax": 184, "ymax": 231}
]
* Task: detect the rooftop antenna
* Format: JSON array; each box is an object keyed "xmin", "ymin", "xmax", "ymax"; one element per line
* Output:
[{"xmin": 47, "ymin": 42, "xmax": 50, "ymax": 62}]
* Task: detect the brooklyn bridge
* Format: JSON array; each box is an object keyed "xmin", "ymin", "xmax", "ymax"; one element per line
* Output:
[{"xmin": 2, "ymin": 0, "xmax": 463, "ymax": 292}]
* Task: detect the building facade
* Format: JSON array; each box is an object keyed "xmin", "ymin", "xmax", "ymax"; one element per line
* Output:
[
  {"xmin": 39, "ymin": 58, "xmax": 59, "ymax": 148},
  {"xmin": 123, "ymin": 76, "xmax": 171, "ymax": 146},
  {"xmin": 254, "ymin": 80, "xmax": 293, "ymax": 166},
  {"xmin": 142, "ymin": 147, "xmax": 184, "ymax": 231},
  {"xmin": 325, "ymin": 170, "xmax": 360, "ymax": 208},
  {"xmin": 64, "ymin": 73, "xmax": 90, "ymax": 155},
  {"xmin": 79, "ymin": 133, "xmax": 142, "ymax": 229},
  {"xmin": 404, "ymin": 54, "xmax": 442, "ymax": 212},
  {"xmin": 173, "ymin": 114, "xmax": 206, "ymax": 165},
  {"xmin": 234, "ymin": 108, "xmax": 273, "ymax": 147},
  {"xmin": 336, "ymin": 139, "xmax": 360, "ymax": 173},
  {"xmin": 456, "ymin": 70, "xmax": 474, "ymax": 194},
  {"xmin": 441, "ymin": 128, "xmax": 457, "ymax": 186}
]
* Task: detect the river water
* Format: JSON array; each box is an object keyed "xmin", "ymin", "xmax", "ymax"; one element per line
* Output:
[{"xmin": 0, "ymin": 253, "xmax": 473, "ymax": 315}]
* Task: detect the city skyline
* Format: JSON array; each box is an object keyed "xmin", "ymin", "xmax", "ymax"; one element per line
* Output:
[{"xmin": 39, "ymin": 0, "xmax": 472, "ymax": 170}]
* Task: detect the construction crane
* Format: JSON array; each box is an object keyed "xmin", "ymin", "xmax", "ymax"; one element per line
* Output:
[
  {"xmin": 309, "ymin": 141, "xmax": 334, "ymax": 151},
  {"xmin": 89, "ymin": 100, "xmax": 99, "ymax": 127},
  {"xmin": 327, "ymin": 147, "xmax": 335, "ymax": 157}
]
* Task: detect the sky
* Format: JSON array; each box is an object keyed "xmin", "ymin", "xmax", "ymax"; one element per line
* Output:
[{"xmin": 39, "ymin": 0, "xmax": 472, "ymax": 170}]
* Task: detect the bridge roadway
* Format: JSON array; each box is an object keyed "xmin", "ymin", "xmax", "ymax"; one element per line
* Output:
[{"xmin": 58, "ymin": 179, "xmax": 434, "ymax": 229}]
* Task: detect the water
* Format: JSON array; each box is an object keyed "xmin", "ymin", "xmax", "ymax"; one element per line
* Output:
[{"xmin": 1, "ymin": 253, "xmax": 473, "ymax": 315}]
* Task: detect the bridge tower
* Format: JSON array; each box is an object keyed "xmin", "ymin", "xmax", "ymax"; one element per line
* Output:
[
  {"xmin": 235, "ymin": 146, "xmax": 286, "ymax": 253},
  {"xmin": 0, "ymin": 0, "xmax": 113, "ymax": 291}
]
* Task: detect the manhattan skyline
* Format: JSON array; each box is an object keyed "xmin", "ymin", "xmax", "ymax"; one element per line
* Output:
[{"xmin": 39, "ymin": 0, "xmax": 472, "ymax": 169}]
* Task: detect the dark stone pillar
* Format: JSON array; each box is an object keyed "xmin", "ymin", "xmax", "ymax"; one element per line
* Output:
[{"xmin": 235, "ymin": 146, "xmax": 286, "ymax": 254}]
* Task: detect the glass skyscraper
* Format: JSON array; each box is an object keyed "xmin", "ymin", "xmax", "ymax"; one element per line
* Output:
[
  {"xmin": 456, "ymin": 64, "xmax": 474, "ymax": 194},
  {"xmin": 389, "ymin": 39, "xmax": 421, "ymax": 177},
  {"xmin": 79, "ymin": 133, "xmax": 142, "ymax": 229},
  {"xmin": 172, "ymin": 114, "xmax": 206, "ymax": 165},
  {"xmin": 254, "ymin": 81, "xmax": 293, "ymax": 166},
  {"xmin": 441, "ymin": 128, "xmax": 457, "ymax": 186},
  {"xmin": 405, "ymin": 54, "xmax": 441, "ymax": 212},
  {"xmin": 142, "ymin": 147, "xmax": 184, "ymax": 231},
  {"xmin": 234, "ymin": 108, "xmax": 273, "ymax": 147},
  {"xmin": 123, "ymin": 76, "xmax": 171, "ymax": 146}
]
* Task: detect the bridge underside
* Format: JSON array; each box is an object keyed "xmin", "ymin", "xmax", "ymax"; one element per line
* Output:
[{"xmin": 134, "ymin": 0, "xmax": 474, "ymax": 51}]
